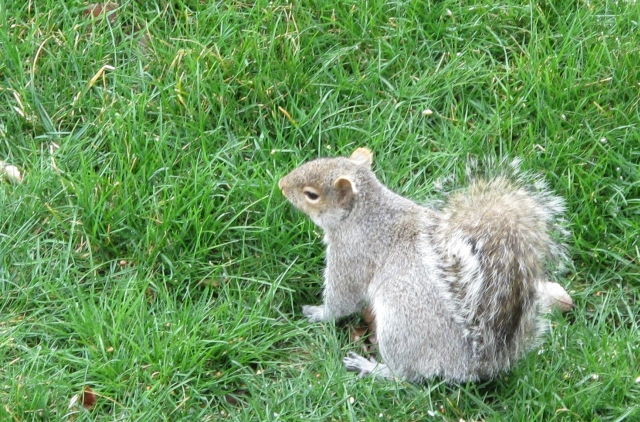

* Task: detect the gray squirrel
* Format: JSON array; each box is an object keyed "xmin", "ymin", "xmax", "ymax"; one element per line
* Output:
[{"xmin": 278, "ymin": 147, "xmax": 572, "ymax": 383}]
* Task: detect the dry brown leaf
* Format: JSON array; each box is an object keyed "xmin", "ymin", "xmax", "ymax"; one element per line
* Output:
[
  {"xmin": 350, "ymin": 326, "xmax": 367, "ymax": 343},
  {"xmin": 83, "ymin": 3, "xmax": 152, "ymax": 55},
  {"xmin": 80, "ymin": 386, "xmax": 97, "ymax": 409},
  {"xmin": 85, "ymin": 3, "xmax": 119, "ymax": 23},
  {"xmin": 224, "ymin": 389, "xmax": 248, "ymax": 406}
]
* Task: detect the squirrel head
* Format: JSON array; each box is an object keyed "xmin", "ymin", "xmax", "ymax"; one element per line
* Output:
[{"xmin": 278, "ymin": 147, "xmax": 375, "ymax": 229}]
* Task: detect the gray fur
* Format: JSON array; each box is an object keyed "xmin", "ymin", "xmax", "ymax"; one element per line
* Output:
[{"xmin": 278, "ymin": 148, "xmax": 570, "ymax": 383}]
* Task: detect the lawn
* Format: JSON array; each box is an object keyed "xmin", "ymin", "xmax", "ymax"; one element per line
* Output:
[{"xmin": 1, "ymin": 0, "xmax": 639, "ymax": 420}]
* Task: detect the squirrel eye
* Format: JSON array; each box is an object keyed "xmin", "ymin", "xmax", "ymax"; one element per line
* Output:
[{"xmin": 303, "ymin": 189, "xmax": 320, "ymax": 202}]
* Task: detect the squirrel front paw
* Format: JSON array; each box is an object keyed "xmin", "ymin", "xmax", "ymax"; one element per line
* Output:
[
  {"xmin": 302, "ymin": 305, "xmax": 325, "ymax": 322},
  {"xmin": 343, "ymin": 352, "xmax": 378, "ymax": 378}
]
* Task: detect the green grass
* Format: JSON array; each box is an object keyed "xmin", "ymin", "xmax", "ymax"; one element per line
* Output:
[{"xmin": 1, "ymin": 0, "xmax": 639, "ymax": 420}]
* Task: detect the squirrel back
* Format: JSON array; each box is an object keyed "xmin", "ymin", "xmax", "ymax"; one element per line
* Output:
[{"xmin": 279, "ymin": 148, "xmax": 570, "ymax": 382}]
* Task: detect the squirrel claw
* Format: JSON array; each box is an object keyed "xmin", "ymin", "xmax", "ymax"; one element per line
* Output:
[{"xmin": 343, "ymin": 352, "xmax": 377, "ymax": 378}]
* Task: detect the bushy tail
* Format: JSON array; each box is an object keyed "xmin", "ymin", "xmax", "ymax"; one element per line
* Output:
[{"xmin": 434, "ymin": 158, "xmax": 569, "ymax": 378}]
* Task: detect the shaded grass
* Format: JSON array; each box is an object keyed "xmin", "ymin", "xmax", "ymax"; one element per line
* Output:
[{"xmin": 1, "ymin": 0, "xmax": 639, "ymax": 420}]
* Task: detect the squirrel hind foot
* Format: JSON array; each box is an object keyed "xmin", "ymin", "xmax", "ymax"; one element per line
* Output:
[
  {"xmin": 302, "ymin": 305, "xmax": 326, "ymax": 322},
  {"xmin": 343, "ymin": 352, "xmax": 378, "ymax": 378},
  {"xmin": 343, "ymin": 352, "xmax": 397, "ymax": 380}
]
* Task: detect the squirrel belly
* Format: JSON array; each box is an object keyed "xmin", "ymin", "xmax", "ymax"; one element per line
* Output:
[
  {"xmin": 279, "ymin": 147, "xmax": 570, "ymax": 383},
  {"xmin": 366, "ymin": 233, "xmax": 477, "ymax": 382}
]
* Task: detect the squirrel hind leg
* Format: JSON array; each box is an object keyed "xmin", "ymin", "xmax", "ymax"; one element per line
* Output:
[{"xmin": 343, "ymin": 352, "xmax": 396, "ymax": 380}]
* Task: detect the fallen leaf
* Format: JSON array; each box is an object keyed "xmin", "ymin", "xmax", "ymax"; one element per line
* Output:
[
  {"xmin": 224, "ymin": 389, "xmax": 248, "ymax": 406},
  {"xmin": 80, "ymin": 386, "xmax": 97, "ymax": 409},
  {"xmin": 350, "ymin": 326, "xmax": 367, "ymax": 343},
  {"xmin": 83, "ymin": 3, "xmax": 153, "ymax": 56},
  {"xmin": 85, "ymin": 3, "xmax": 119, "ymax": 23}
]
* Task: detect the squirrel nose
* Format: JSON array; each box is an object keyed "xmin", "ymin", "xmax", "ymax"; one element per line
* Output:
[{"xmin": 278, "ymin": 178, "xmax": 284, "ymax": 190}]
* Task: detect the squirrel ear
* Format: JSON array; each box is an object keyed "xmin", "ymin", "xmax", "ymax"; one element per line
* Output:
[
  {"xmin": 334, "ymin": 176, "xmax": 357, "ymax": 207},
  {"xmin": 349, "ymin": 148, "xmax": 373, "ymax": 168}
]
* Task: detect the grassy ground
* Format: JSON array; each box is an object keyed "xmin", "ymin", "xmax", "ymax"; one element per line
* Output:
[{"xmin": 1, "ymin": 0, "xmax": 639, "ymax": 420}]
